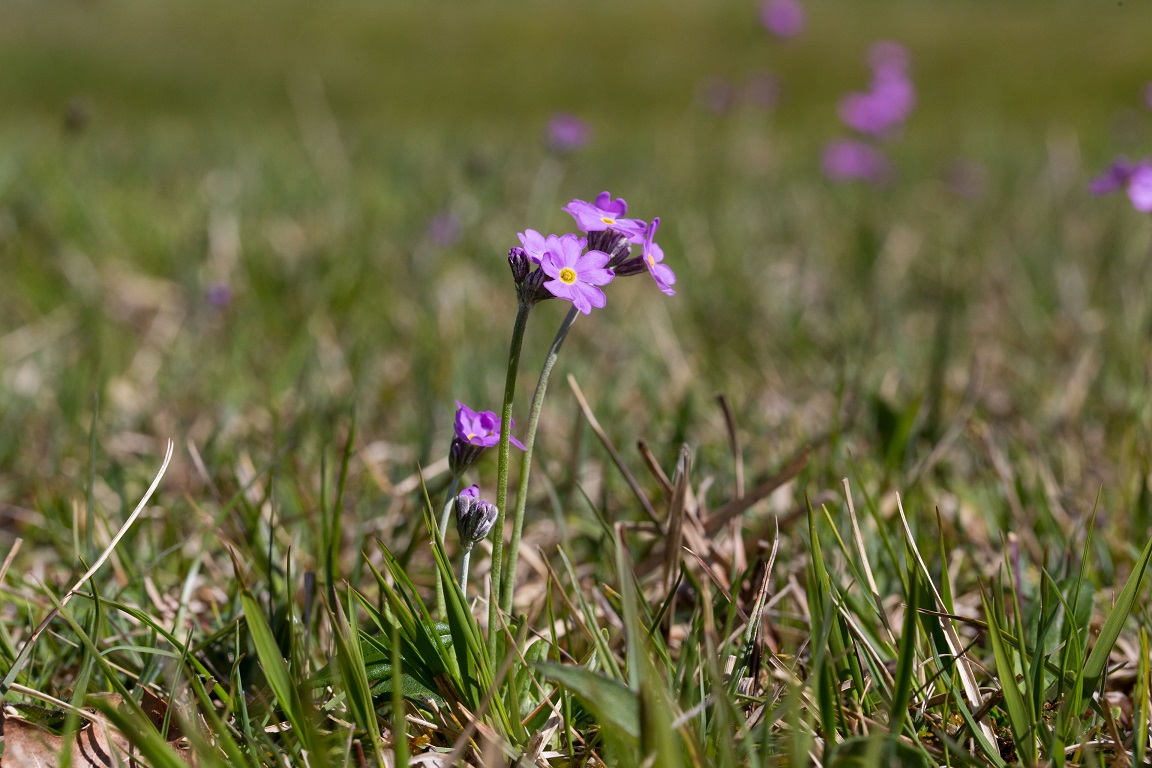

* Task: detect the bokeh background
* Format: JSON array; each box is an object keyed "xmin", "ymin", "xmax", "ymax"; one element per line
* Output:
[{"xmin": 3, "ymin": 0, "xmax": 1152, "ymax": 548}]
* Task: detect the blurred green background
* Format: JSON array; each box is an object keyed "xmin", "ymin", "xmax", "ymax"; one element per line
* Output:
[{"xmin": 2, "ymin": 0, "xmax": 1152, "ymax": 531}]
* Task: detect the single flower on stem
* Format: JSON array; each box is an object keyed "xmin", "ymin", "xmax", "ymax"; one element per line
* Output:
[
  {"xmin": 640, "ymin": 217, "xmax": 676, "ymax": 296},
  {"xmin": 454, "ymin": 486, "xmax": 498, "ymax": 593},
  {"xmin": 563, "ymin": 192, "xmax": 647, "ymax": 242},
  {"xmin": 539, "ymin": 234, "xmax": 615, "ymax": 315},
  {"xmin": 448, "ymin": 400, "xmax": 526, "ymax": 476}
]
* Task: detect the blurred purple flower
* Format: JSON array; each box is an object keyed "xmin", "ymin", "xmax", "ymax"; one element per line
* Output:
[
  {"xmin": 760, "ymin": 0, "xmax": 805, "ymax": 39},
  {"xmin": 428, "ymin": 212, "xmax": 461, "ymax": 247},
  {"xmin": 454, "ymin": 401, "xmax": 525, "ymax": 450},
  {"xmin": 1088, "ymin": 158, "xmax": 1137, "ymax": 195},
  {"xmin": 539, "ymin": 233, "xmax": 614, "ymax": 314},
  {"xmin": 1128, "ymin": 164, "xmax": 1152, "ymax": 212},
  {"xmin": 563, "ymin": 192, "xmax": 647, "ymax": 241},
  {"xmin": 745, "ymin": 72, "xmax": 781, "ymax": 109},
  {"xmin": 641, "ymin": 218, "xmax": 676, "ymax": 296},
  {"xmin": 547, "ymin": 113, "xmax": 591, "ymax": 153},
  {"xmin": 838, "ymin": 41, "xmax": 915, "ymax": 138},
  {"xmin": 822, "ymin": 139, "xmax": 891, "ymax": 183},
  {"xmin": 1088, "ymin": 157, "xmax": 1152, "ymax": 213},
  {"xmin": 206, "ymin": 282, "xmax": 232, "ymax": 309}
]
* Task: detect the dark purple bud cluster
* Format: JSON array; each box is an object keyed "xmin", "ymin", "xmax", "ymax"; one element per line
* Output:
[{"xmin": 455, "ymin": 488, "xmax": 498, "ymax": 550}]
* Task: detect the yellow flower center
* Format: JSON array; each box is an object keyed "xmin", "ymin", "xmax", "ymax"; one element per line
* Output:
[
  {"xmin": 647, "ymin": 253, "xmax": 656, "ymax": 267},
  {"xmin": 467, "ymin": 433, "xmax": 477, "ymax": 440},
  {"xmin": 559, "ymin": 267, "xmax": 577, "ymax": 284},
  {"xmin": 600, "ymin": 216, "xmax": 616, "ymax": 225}
]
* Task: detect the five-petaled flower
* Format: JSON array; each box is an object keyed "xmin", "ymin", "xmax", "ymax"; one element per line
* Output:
[
  {"xmin": 562, "ymin": 192, "xmax": 647, "ymax": 242},
  {"xmin": 539, "ymin": 234, "xmax": 615, "ymax": 315},
  {"xmin": 642, "ymin": 218, "xmax": 676, "ymax": 296},
  {"xmin": 454, "ymin": 401, "xmax": 525, "ymax": 449}
]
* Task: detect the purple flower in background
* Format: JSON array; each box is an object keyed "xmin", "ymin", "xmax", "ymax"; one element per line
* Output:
[
  {"xmin": 641, "ymin": 218, "xmax": 676, "ymax": 296},
  {"xmin": 760, "ymin": 0, "xmax": 805, "ymax": 39},
  {"xmin": 1128, "ymin": 164, "xmax": 1152, "ymax": 212},
  {"xmin": 428, "ymin": 212, "xmax": 461, "ymax": 247},
  {"xmin": 839, "ymin": 41, "xmax": 915, "ymax": 138},
  {"xmin": 1088, "ymin": 158, "xmax": 1137, "ymax": 195},
  {"xmin": 539, "ymin": 234, "xmax": 614, "ymax": 314},
  {"xmin": 563, "ymin": 192, "xmax": 647, "ymax": 241},
  {"xmin": 206, "ymin": 282, "xmax": 232, "ymax": 309},
  {"xmin": 822, "ymin": 139, "xmax": 891, "ymax": 183},
  {"xmin": 454, "ymin": 401, "xmax": 525, "ymax": 450},
  {"xmin": 547, "ymin": 113, "xmax": 591, "ymax": 153}
]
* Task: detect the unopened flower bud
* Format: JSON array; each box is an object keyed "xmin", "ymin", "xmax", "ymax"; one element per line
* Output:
[
  {"xmin": 455, "ymin": 489, "xmax": 498, "ymax": 550},
  {"xmin": 508, "ymin": 246, "xmax": 531, "ymax": 285},
  {"xmin": 587, "ymin": 229, "xmax": 633, "ymax": 268},
  {"xmin": 517, "ymin": 267, "xmax": 556, "ymax": 309}
]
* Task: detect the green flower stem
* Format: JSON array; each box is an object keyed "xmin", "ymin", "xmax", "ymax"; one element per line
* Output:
[
  {"xmin": 460, "ymin": 547, "xmax": 473, "ymax": 593},
  {"xmin": 434, "ymin": 473, "xmax": 461, "ymax": 619},
  {"xmin": 488, "ymin": 302, "xmax": 531, "ymax": 660},
  {"xmin": 500, "ymin": 305, "xmax": 579, "ymax": 613}
]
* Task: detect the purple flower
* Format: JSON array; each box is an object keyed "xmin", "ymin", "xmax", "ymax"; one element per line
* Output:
[
  {"xmin": 547, "ymin": 113, "xmax": 591, "ymax": 153},
  {"xmin": 428, "ymin": 212, "xmax": 461, "ymax": 247},
  {"xmin": 517, "ymin": 229, "xmax": 549, "ymax": 264},
  {"xmin": 1089, "ymin": 158, "xmax": 1137, "ymax": 195},
  {"xmin": 838, "ymin": 41, "xmax": 915, "ymax": 138},
  {"xmin": 760, "ymin": 0, "xmax": 805, "ymax": 39},
  {"xmin": 539, "ymin": 234, "xmax": 615, "ymax": 314},
  {"xmin": 206, "ymin": 282, "xmax": 232, "ymax": 309},
  {"xmin": 1129, "ymin": 164, "xmax": 1152, "ymax": 212},
  {"xmin": 562, "ymin": 192, "xmax": 647, "ymax": 242},
  {"xmin": 641, "ymin": 218, "xmax": 676, "ymax": 296},
  {"xmin": 822, "ymin": 139, "xmax": 891, "ymax": 183},
  {"xmin": 454, "ymin": 401, "xmax": 525, "ymax": 450},
  {"xmin": 459, "ymin": 484, "xmax": 479, "ymax": 500}
]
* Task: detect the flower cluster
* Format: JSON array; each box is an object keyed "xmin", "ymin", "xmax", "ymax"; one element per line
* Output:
[
  {"xmin": 823, "ymin": 41, "xmax": 915, "ymax": 184},
  {"xmin": 509, "ymin": 191, "xmax": 676, "ymax": 312},
  {"xmin": 1089, "ymin": 158, "xmax": 1152, "ymax": 213}
]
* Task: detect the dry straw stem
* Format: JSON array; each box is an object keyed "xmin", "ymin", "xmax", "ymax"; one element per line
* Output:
[{"xmin": 0, "ymin": 439, "xmax": 175, "ymax": 698}]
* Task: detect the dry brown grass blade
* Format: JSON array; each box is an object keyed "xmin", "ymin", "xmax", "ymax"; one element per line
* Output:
[
  {"xmin": 637, "ymin": 439, "xmax": 674, "ymax": 499},
  {"xmin": 567, "ymin": 374, "xmax": 659, "ymax": 524},
  {"xmin": 703, "ymin": 447, "xmax": 808, "ymax": 536}
]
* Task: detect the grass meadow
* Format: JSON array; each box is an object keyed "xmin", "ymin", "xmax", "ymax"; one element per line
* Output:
[{"xmin": 3, "ymin": 0, "xmax": 1152, "ymax": 765}]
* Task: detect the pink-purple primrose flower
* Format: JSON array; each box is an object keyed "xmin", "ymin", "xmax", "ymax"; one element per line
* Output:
[
  {"xmin": 449, "ymin": 401, "xmax": 524, "ymax": 475},
  {"xmin": 642, "ymin": 218, "xmax": 676, "ymax": 296},
  {"xmin": 562, "ymin": 192, "xmax": 647, "ymax": 242},
  {"xmin": 1089, "ymin": 158, "xmax": 1152, "ymax": 212},
  {"xmin": 539, "ymin": 235, "xmax": 614, "ymax": 315},
  {"xmin": 838, "ymin": 41, "xmax": 915, "ymax": 138}
]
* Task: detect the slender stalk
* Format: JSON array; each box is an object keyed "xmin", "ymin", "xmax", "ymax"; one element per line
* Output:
[
  {"xmin": 434, "ymin": 473, "xmax": 461, "ymax": 619},
  {"xmin": 460, "ymin": 548, "xmax": 473, "ymax": 593},
  {"xmin": 500, "ymin": 306, "xmax": 579, "ymax": 612},
  {"xmin": 488, "ymin": 302, "xmax": 531, "ymax": 660}
]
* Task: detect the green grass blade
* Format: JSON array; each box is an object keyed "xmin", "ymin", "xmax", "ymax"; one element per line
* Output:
[
  {"xmin": 1081, "ymin": 532, "xmax": 1152, "ymax": 697},
  {"xmin": 981, "ymin": 586, "xmax": 1035, "ymax": 765}
]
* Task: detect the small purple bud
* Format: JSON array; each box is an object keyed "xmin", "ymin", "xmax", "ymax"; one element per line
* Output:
[
  {"xmin": 509, "ymin": 246, "xmax": 531, "ymax": 285},
  {"xmin": 760, "ymin": 0, "xmax": 805, "ymax": 39},
  {"xmin": 587, "ymin": 229, "xmax": 633, "ymax": 268},
  {"xmin": 455, "ymin": 491, "xmax": 498, "ymax": 549}
]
